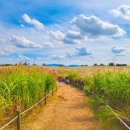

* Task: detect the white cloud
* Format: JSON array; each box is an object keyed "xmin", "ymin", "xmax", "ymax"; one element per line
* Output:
[
  {"xmin": 10, "ymin": 35, "xmax": 43, "ymax": 48},
  {"xmin": 63, "ymin": 37, "xmax": 81, "ymax": 44},
  {"xmin": 43, "ymin": 42, "xmax": 54, "ymax": 48},
  {"xmin": 18, "ymin": 55, "xmax": 31, "ymax": 60},
  {"xmin": 62, "ymin": 30, "xmax": 84, "ymax": 44},
  {"xmin": 22, "ymin": 14, "xmax": 44, "ymax": 30},
  {"xmin": 71, "ymin": 14, "xmax": 126, "ymax": 37},
  {"xmin": 76, "ymin": 47, "xmax": 92, "ymax": 56},
  {"xmin": 34, "ymin": 57, "xmax": 48, "ymax": 61},
  {"xmin": 49, "ymin": 31, "xmax": 65, "ymax": 41},
  {"xmin": 111, "ymin": 47, "xmax": 128, "ymax": 55},
  {"xmin": 0, "ymin": 49, "xmax": 9, "ymax": 55},
  {"xmin": 0, "ymin": 11, "xmax": 130, "ymax": 65},
  {"xmin": 62, "ymin": 14, "xmax": 126, "ymax": 44},
  {"xmin": 66, "ymin": 31, "xmax": 83, "ymax": 40},
  {"xmin": 50, "ymin": 55, "xmax": 65, "ymax": 59},
  {"xmin": 66, "ymin": 47, "xmax": 92, "ymax": 58},
  {"xmin": 110, "ymin": 5, "xmax": 130, "ymax": 20}
]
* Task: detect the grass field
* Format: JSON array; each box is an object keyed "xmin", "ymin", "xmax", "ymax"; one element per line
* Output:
[
  {"xmin": 1, "ymin": 66, "xmax": 130, "ymax": 130},
  {"xmin": 58, "ymin": 66, "xmax": 130, "ymax": 130},
  {"xmin": 0, "ymin": 66, "xmax": 56, "ymax": 127}
]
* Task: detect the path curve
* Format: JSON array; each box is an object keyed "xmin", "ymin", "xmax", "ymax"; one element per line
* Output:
[{"xmin": 23, "ymin": 84, "xmax": 101, "ymax": 130}]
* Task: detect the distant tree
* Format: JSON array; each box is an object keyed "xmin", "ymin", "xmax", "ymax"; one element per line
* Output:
[
  {"xmin": 81, "ymin": 65, "xmax": 88, "ymax": 67},
  {"xmin": 42, "ymin": 63, "xmax": 46, "ymax": 66},
  {"xmin": 33, "ymin": 63, "xmax": 38, "ymax": 66},
  {"xmin": 122, "ymin": 64, "xmax": 127, "ymax": 66},
  {"xmin": 116, "ymin": 64, "xmax": 120, "ymax": 66},
  {"xmin": 23, "ymin": 62, "xmax": 28, "ymax": 66},
  {"xmin": 0, "ymin": 64, "xmax": 13, "ymax": 66},
  {"xmin": 116, "ymin": 63, "xmax": 127, "ymax": 66},
  {"xmin": 99, "ymin": 63, "xmax": 104, "ymax": 66},
  {"xmin": 108, "ymin": 63, "xmax": 115, "ymax": 66},
  {"xmin": 94, "ymin": 63, "xmax": 98, "ymax": 66},
  {"xmin": 59, "ymin": 64, "xmax": 64, "ymax": 67}
]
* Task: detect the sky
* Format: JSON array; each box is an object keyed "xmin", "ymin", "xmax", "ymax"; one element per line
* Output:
[{"xmin": 0, "ymin": 0, "xmax": 130, "ymax": 65}]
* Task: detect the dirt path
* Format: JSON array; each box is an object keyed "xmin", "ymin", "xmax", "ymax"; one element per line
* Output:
[{"xmin": 23, "ymin": 84, "xmax": 101, "ymax": 130}]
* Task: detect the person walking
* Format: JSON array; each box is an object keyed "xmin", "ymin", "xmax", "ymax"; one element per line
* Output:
[
  {"xmin": 58, "ymin": 76, "xmax": 62, "ymax": 86},
  {"xmin": 65, "ymin": 77, "xmax": 70, "ymax": 85}
]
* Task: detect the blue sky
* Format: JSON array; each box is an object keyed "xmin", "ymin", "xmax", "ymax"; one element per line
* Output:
[{"xmin": 0, "ymin": 0, "xmax": 130, "ymax": 65}]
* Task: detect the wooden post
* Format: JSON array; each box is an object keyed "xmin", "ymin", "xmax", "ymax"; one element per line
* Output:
[
  {"xmin": 16, "ymin": 110, "xmax": 21, "ymax": 130},
  {"xmin": 44, "ymin": 92, "xmax": 47, "ymax": 105},
  {"xmin": 56, "ymin": 86, "xmax": 57, "ymax": 91},
  {"xmin": 52, "ymin": 88, "xmax": 54, "ymax": 96}
]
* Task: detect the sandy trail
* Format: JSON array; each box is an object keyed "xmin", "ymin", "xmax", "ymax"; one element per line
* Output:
[{"xmin": 23, "ymin": 84, "xmax": 101, "ymax": 130}]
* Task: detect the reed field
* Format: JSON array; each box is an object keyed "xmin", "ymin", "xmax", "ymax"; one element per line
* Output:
[
  {"xmin": 58, "ymin": 66, "xmax": 130, "ymax": 130},
  {"xmin": 1, "ymin": 66, "xmax": 130, "ymax": 130},
  {"xmin": 0, "ymin": 66, "xmax": 56, "ymax": 127}
]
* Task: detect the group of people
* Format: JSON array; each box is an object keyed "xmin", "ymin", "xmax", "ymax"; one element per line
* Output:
[
  {"xmin": 51, "ymin": 68, "xmax": 70, "ymax": 85},
  {"xmin": 58, "ymin": 76, "xmax": 70, "ymax": 85}
]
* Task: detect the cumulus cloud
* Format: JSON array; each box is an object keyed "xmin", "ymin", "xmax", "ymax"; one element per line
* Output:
[
  {"xmin": 66, "ymin": 47, "xmax": 92, "ymax": 58},
  {"xmin": 50, "ymin": 55, "xmax": 65, "ymax": 59},
  {"xmin": 0, "ymin": 49, "xmax": 10, "ymax": 55},
  {"xmin": 62, "ymin": 30, "xmax": 84, "ymax": 44},
  {"xmin": 66, "ymin": 31, "xmax": 83, "ymax": 40},
  {"xmin": 76, "ymin": 47, "xmax": 92, "ymax": 56},
  {"xmin": 18, "ymin": 55, "xmax": 31, "ymax": 60},
  {"xmin": 63, "ymin": 37, "xmax": 80, "ymax": 44},
  {"xmin": 110, "ymin": 5, "xmax": 130, "ymax": 20},
  {"xmin": 22, "ymin": 14, "xmax": 44, "ymax": 30},
  {"xmin": 71, "ymin": 14, "xmax": 126, "ymax": 37},
  {"xmin": 43, "ymin": 42, "xmax": 53, "ymax": 48},
  {"xmin": 10, "ymin": 35, "xmax": 43, "ymax": 48},
  {"xmin": 49, "ymin": 31, "xmax": 65, "ymax": 41},
  {"xmin": 34, "ymin": 57, "xmax": 48, "ymax": 61},
  {"xmin": 62, "ymin": 14, "xmax": 126, "ymax": 44},
  {"xmin": 111, "ymin": 47, "xmax": 128, "ymax": 55}
]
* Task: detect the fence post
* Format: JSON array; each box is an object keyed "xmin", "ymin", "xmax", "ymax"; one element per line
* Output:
[
  {"xmin": 44, "ymin": 92, "xmax": 47, "ymax": 105},
  {"xmin": 56, "ymin": 85, "xmax": 57, "ymax": 91},
  {"xmin": 52, "ymin": 88, "xmax": 54, "ymax": 96},
  {"xmin": 16, "ymin": 110, "xmax": 21, "ymax": 130}
]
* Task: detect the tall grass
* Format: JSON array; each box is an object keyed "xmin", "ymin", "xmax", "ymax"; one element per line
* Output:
[
  {"xmin": 85, "ymin": 71, "xmax": 130, "ymax": 129},
  {"xmin": 88, "ymin": 71, "xmax": 130, "ymax": 108},
  {"xmin": 0, "ymin": 67, "xmax": 56, "ymax": 125},
  {"xmin": 61, "ymin": 68, "xmax": 130, "ymax": 130}
]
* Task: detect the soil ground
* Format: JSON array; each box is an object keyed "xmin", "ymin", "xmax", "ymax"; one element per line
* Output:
[{"xmin": 23, "ymin": 84, "xmax": 101, "ymax": 130}]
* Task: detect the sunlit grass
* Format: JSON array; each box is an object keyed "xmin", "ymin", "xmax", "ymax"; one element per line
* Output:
[
  {"xmin": 0, "ymin": 67, "xmax": 56, "ymax": 125},
  {"xmin": 59, "ymin": 67, "xmax": 130, "ymax": 130}
]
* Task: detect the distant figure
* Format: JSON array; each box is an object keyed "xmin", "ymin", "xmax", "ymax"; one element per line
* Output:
[
  {"xmin": 58, "ymin": 76, "xmax": 62, "ymax": 86},
  {"xmin": 65, "ymin": 77, "xmax": 70, "ymax": 85},
  {"xmin": 52, "ymin": 68, "xmax": 56, "ymax": 73}
]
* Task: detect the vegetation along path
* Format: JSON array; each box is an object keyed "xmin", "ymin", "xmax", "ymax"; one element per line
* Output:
[{"xmin": 24, "ymin": 84, "xmax": 101, "ymax": 130}]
